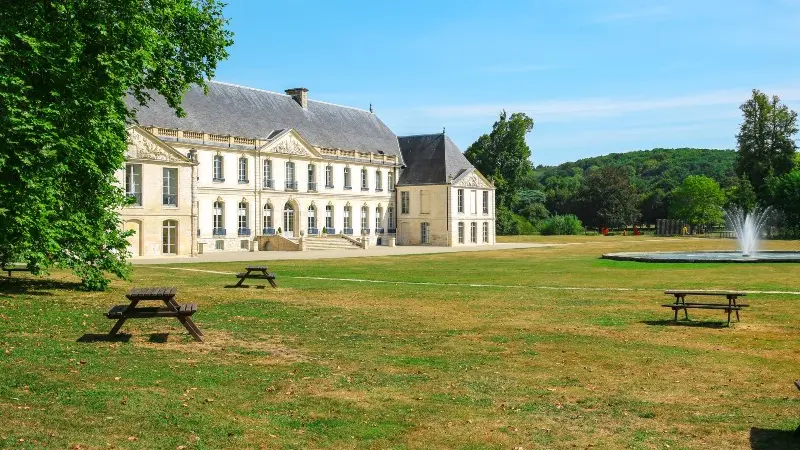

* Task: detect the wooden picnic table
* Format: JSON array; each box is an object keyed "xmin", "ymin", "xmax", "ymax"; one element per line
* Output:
[
  {"xmin": 232, "ymin": 265, "xmax": 277, "ymax": 288},
  {"xmin": 662, "ymin": 290, "xmax": 748, "ymax": 325},
  {"xmin": 105, "ymin": 287, "xmax": 204, "ymax": 341},
  {"xmin": 2, "ymin": 263, "xmax": 31, "ymax": 277}
]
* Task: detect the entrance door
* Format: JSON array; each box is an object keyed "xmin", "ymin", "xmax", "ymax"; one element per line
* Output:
[
  {"xmin": 125, "ymin": 220, "xmax": 142, "ymax": 257},
  {"xmin": 283, "ymin": 203, "xmax": 295, "ymax": 237}
]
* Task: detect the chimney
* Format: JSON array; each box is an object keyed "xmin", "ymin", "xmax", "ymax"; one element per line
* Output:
[{"xmin": 285, "ymin": 87, "xmax": 309, "ymax": 109}]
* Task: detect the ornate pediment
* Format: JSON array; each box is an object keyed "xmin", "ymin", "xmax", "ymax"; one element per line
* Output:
[
  {"xmin": 126, "ymin": 128, "xmax": 191, "ymax": 163},
  {"xmin": 453, "ymin": 171, "xmax": 489, "ymax": 188},
  {"xmin": 262, "ymin": 130, "xmax": 319, "ymax": 158}
]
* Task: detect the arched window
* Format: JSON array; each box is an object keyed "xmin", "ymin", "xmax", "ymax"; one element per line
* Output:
[
  {"xmin": 283, "ymin": 202, "xmax": 295, "ymax": 235},
  {"xmin": 213, "ymin": 201, "xmax": 225, "ymax": 235},
  {"xmin": 213, "ymin": 154, "xmax": 224, "ymax": 182},
  {"xmin": 360, "ymin": 205, "xmax": 369, "ymax": 233},
  {"xmin": 238, "ymin": 157, "xmax": 248, "ymax": 183},
  {"xmin": 325, "ymin": 204, "xmax": 333, "ymax": 232},
  {"xmin": 263, "ymin": 203, "xmax": 274, "ymax": 234},
  {"xmin": 308, "ymin": 204, "xmax": 317, "ymax": 232},
  {"xmin": 375, "ymin": 206, "xmax": 383, "ymax": 232},
  {"xmin": 238, "ymin": 202, "xmax": 249, "ymax": 235},
  {"xmin": 162, "ymin": 220, "xmax": 178, "ymax": 254},
  {"xmin": 343, "ymin": 205, "xmax": 352, "ymax": 233}
]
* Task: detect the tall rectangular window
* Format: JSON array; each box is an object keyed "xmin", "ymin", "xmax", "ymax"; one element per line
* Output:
[
  {"xmin": 325, "ymin": 205, "xmax": 333, "ymax": 229},
  {"xmin": 238, "ymin": 157, "xmax": 248, "ymax": 183},
  {"xmin": 483, "ymin": 191, "xmax": 489, "ymax": 214},
  {"xmin": 470, "ymin": 190, "xmax": 477, "ymax": 214},
  {"xmin": 483, "ymin": 222, "xmax": 489, "ymax": 243},
  {"xmin": 213, "ymin": 155, "xmax": 224, "ymax": 181},
  {"xmin": 421, "ymin": 222, "xmax": 430, "ymax": 244},
  {"xmin": 420, "ymin": 191, "xmax": 430, "ymax": 214},
  {"xmin": 457, "ymin": 189, "xmax": 464, "ymax": 213},
  {"xmin": 458, "ymin": 222, "xmax": 464, "ymax": 243},
  {"xmin": 238, "ymin": 202, "xmax": 249, "ymax": 234},
  {"xmin": 361, "ymin": 168, "xmax": 368, "ymax": 190},
  {"xmin": 263, "ymin": 159, "xmax": 273, "ymax": 188},
  {"xmin": 325, "ymin": 165, "xmax": 333, "ymax": 188},
  {"xmin": 388, "ymin": 172, "xmax": 395, "ymax": 191},
  {"xmin": 125, "ymin": 164, "xmax": 142, "ymax": 206},
  {"xmin": 308, "ymin": 164, "xmax": 316, "ymax": 191},
  {"xmin": 285, "ymin": 161, "xmax": 296, "ymax": 190},
  {"xmin": 162, "ymin": 220, "xmax": 177, "ymax": 254},
  {"xmin": 344, "ymin": 167, "xmax": 352, "ymax": 189},
  {"xmin": 387, "ymin": 206, "xmax": 394, "ymax": 229},
  {"xmin": 375, "ymin": 207, "xmax": 382, "ymax": 230},
  {"xmin": 360, "ymin": 206, "xmax": 368, "ymax": 231},
  {"xmin": 401, "ymin": 191, "xmax": 409, "ymax": 214},
  {"xmin": 213, "ymin": 201, "xmax": 224, "ymax": 234},
  {"xmin": 375, "ymin": 170, "xmax": 383, "ymax": 191},
  {"xmin": 470, "ymin": 222, "xmax": 477, "ymax": 243},
  {"xmin": 162, "ymin": 168, "xmax": 178, "ymax": 206},
  {"xmin": 343, "ymin": 206, "xmax": 352, "ymax": 229}
]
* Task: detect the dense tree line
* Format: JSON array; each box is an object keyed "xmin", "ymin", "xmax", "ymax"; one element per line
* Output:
[{"xmin": 465, "ymin": 89, "xmax": 798, "ymax": 235}]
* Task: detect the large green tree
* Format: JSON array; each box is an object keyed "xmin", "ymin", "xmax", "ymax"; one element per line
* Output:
[
  {"xmin": 769, "ymin": 170, "xmax": 800, "ymax": 235},
  {"xmin": 669, "ymin": 175, "xmax": 725, "ymax": 228},
  {"xmin": 0, "ymin": 0, "xmax": 233, "ymax": 289},
  {"xmin": 578, "ymin": 166, "xmax": 640, "ymax": 229},
  {"xmin": 464, "ymin": 111, "xmax": 534, "ymax": 208},
  {"xmin": 735, "ymin": 89, "xmax": 798, "ymax": 200}
]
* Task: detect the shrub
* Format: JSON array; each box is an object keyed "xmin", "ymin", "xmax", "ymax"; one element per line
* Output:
[{"xmin": 539, "ymin": 215, "xmax": 584, "ymax": 235}]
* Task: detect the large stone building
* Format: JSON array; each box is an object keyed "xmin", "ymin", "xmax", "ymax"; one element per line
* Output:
[{"xmin": 118, "ymin": 81, "xmax": 495, "ymax": 257}]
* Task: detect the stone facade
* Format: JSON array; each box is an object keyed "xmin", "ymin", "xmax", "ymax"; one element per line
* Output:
[{"xmin": 119, "ymin": 83, "xmax": 496, "ymax": 257}]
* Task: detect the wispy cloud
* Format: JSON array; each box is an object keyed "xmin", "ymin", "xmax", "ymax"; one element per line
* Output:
[
  {"xmin": 473, "ymin": 63, "xmax": 562, "ymax": 75},
  {"xmin": 414, "ymin": 87, "xmax": 800, "ymax": 123},
  {"xmin": 592, "ymin": 6, "xmax": 672, "ymax": 23}
]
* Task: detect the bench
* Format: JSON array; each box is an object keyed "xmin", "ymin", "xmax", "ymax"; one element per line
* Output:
[
  {"xmin": 232, "ymin": 265, "xmax": 278, "ymax": 288},
  {"xmin": 663, "ymin": 290, "xmax": 748, "ymax": 325},
  {"xmin": 105, "ymin": 287, "xmax": 204, "ymax": 341}
]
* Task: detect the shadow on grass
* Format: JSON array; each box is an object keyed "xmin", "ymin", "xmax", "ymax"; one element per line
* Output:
[
  {"xmin": 641, "ymin": 319, "xmax": 729, "ymax": 329},
  {"xmin": 77, "ymin": 334, "xmax": 132, "ymax": 343},
  {"xmin": 0, "ymin": 277, "xmax": 84, "ymax": 296},
  {"xmin": 749, "ymin": 427, "xmax": 798, "ymax": 449},
  {"xmin": 223, "ymin": 284, "xmax": 268, "ymax": 289},
  {"xmin": 148, "ymin": 333, "xmax": 170, "ymax": 343}
]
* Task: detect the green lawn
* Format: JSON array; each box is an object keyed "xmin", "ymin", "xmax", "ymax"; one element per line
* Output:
[{"xmin": 1, "ymin": 237, "xmax": 798, "ymax": 449}]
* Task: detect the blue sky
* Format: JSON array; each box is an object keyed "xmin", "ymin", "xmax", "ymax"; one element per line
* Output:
[{"xmin": 215, "ymin": 0, "xmax": 800, "ymax": 166}]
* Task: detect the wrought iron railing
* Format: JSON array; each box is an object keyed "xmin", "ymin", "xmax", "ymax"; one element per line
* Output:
[
  {"xmin": 162, "ymin": 194, "xmax": 177, "ymax": 206},
  {"xmin": 285, "ymin": 180, "xmax": 298, "ymax": 191},
  {"xmin": 213, "ymin": 177, "xmax": 225, "ymax": 182},
  {"xmin": 212, "ymin": 227, "xmax": 226, "ymax": 236},
  {"xmin": 361, "ymin": 228, "xmax": 371, "ymax": 235},
  {"xmin": 126, "ymin": 192, "xmax": 142, "ymax": 206},
  {"xmin": 238, "ymin": 178, "xmax": 249, "ymax": 184},
  {"xmin": 262, "ymin": 227, "xmax": 275, "ymax": 235},
  {"xmin": 343, "ymin": 228, "xmax": 353, "ymax": 235},
  {"xmin": 387, "ymin": 228, "xmax": 397, "ymax": 234},
  {"xmin": 307, "ymin": 182, "xmax": 317, "ymax": 192},
  {"xmin": 307, "ymin": 227, "xmax": 319, "ymax": 235},
  {"xmin": 238, "ymin": 227, "xmax": 251, "ymax": 236},
  {"xmin": 324, "ymin": 227, "xmax": 335, "ymax": 234}
]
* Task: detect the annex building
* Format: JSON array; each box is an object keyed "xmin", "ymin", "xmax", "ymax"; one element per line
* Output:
[{"xmin": 119, "ymin": 81, "xmax": 496, "ymax": 257}]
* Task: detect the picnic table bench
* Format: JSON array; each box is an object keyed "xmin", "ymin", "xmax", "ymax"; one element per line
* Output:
[
  {"xmin": 2, "ymin": 263, "xmax": 31, "ymax": 277},
  {"xmin": 232, "ymin": 265, "xmax": 277, "ymax": 288},
  {"xmin": 105, "ymin": 287, "xmax": 204, "ymax": 341},
  {"xmin": 662, "ymin": 290, "xmax": 748, "ymax": 325}
]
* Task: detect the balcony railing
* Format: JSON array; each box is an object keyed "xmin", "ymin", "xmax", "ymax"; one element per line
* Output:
[
  {"xmin": 387, "ymin": 228, "xmax": 397, "ymax": 234},
  {"xmin": 361, "ymin": 228, "xmax": 371, "ymax": 235},
  {"xmin": 238, "ymin": 227, "xmax": 251, "ymax": 236},
  {"xmin": 162, "ymin": 194, "xmax": 177, "ymax": 206},
  {"xmin": 285, "ymin": 180, "xmax": 298, "ymax": 191},
  {"xmin": 126, "ymin": 192, "xmax": 142, "ymax": 206},
  {"xmin": 212, "ymin": 227, "xmax": 226, "ymax": 236},
  {"xmin": 361, "ymin": 186, "xmax": 369, "ymax": 191},
  {"xmin": 375, "ymin": 187, "xmax": 383, "ymax": 192},
  {"xmin": 307, "ymin": 227, "xmax": 319, "ymax": 235},
  {"xmin": 324, "ymin": 227, "xmax": 335, "ymax": 234},
  {"xmin": 307, "ymin": 182, "xmax": 317, "ymax": 192},
  {"xmin": 262, "ymin": 227, "xmax": 275, "ymax": 236},
  {"xmin": 263, "ymin": 178, "xmax": 274, "ymax": 189},
  {"xmin": 213, "ymin": 177, "xmax": 225, "ymax": 183},
  {"xmin": 343, "ymin": 227, "xmax": 353, "ymax": 235},
  {"xmin": 325, "ymin": 182, "xmax": 334, "ymax": 188},
  {"xmin": 238, "ymin": 178, "xmax": 249, "ymax": 184},
  {"xmin": 343, "ymin": 184, "xmax": 352, "ymax": 190},
  {"xmin": 375, "ymin": 227, "xmax": 385, "ymax": 234}
]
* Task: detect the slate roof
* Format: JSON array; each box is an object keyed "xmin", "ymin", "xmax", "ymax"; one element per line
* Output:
[
  {"xmin": 397, "ymin": 133, "xmax": 476, "ymax": 185},
  {"xmin": 126, "ymin": 81, "xmax": 402, "ymax": 158}
]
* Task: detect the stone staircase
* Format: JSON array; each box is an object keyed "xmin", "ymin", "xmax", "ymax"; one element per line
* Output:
[{"xmin": 303, "ymin": 235, "xmax": 362, "ymax": 251}]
